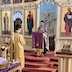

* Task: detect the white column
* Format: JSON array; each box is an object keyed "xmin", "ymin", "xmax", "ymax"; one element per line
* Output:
[
  {"xmin": 36, "ymin": 5, "xmax": 40, "ymax": 30},
  {"xmin": 58, "ymin": 58, "xmax": 64, "ymax": 72},
  {"xmin": 22, "ymin": 0, "xmax": 24, "ymax": 3},
  {"xmin": 22, "ymin": 8, "xmax": 24, "ymax": 36},
  {"xmin": 55, "ymin": 5, "xmax": 61, "ymax": 53},
  {"xmin": 56, "ymin": 5, "xmax": 61, "ymax": 37},
  {"xmin": 60, "ymin": 58, "xmax": 64, "ymax": 72},
  {"xmin": 11, "ymin": 0, "xmax": 13, "ymax": 4},
  {"xmin": 0, "ymin": 8, "xmax": 1, "ymax": 36},
  {"xmin": 68, "ymin": 58, "xmax": 72, "ymax": 72},
  {"xmin": 63, "ymin": 58, "xmax": 68, "ymax": 72},
  {"xmin": 4, "ymin": 50, "xmax": 6, "ymax": 58},
  {"xmin": 11, "ymin": 7, "xmax": 14, "ymax": 35},
  {"xmin": 10, "ymin": 7, "xmax": 14, "ymax": 61}
]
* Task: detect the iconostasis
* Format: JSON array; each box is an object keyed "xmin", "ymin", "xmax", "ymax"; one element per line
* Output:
[
  {"xmin": 0, "ymin": 0, "xmax": 38, "ymax": 37},
  {"xmin": 0, "ymin": 0, "xmax": 41, "ymax": 49},
  {"xmin": 0, "ymin": 0, "xmax": 70, "ymax": 37},
  {"xmin": 0, "ymin": 0, "xmax": 72, "ymax": 50}
]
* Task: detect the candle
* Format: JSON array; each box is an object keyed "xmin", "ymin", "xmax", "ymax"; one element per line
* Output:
[
  {"xmin": 68, "ymin": 41, "xmax": 71, "ymax": 45},
  {"xmin": 5, "ymin": 37, "xmax": 8, "ymax": 42},
  {"xmin": 65, "ymin": 41, "xmax": 67, "ymax": 45},
  {"xmin": 12, "ymin": 32, "xmax": 14, "ymax": 43}
]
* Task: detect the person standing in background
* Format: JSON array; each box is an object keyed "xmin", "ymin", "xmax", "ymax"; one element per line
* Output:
[{"xmin": 35, "ymin": 21, "xmax": 49, "ymax": 56}]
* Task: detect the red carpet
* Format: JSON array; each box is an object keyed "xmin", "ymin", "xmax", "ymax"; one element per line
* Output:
[{"xmin": 22, "ymin": 50, "xmax": 58, "ymax": 72}]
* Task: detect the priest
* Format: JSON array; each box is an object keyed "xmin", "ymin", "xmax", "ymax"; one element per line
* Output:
[{"xmin": 35, "ymin": 21, "xmax": 49, "ymax": 56}]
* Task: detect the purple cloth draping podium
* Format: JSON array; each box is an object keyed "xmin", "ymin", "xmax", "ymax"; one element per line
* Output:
[{"xmin": 32, "ymin": 32, "xmax": 43, "ymax": 49}]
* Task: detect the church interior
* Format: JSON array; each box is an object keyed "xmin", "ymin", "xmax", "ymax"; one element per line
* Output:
[{"xmin": 0, "ymin": 0, "xmax": 72, "ymax": 72}]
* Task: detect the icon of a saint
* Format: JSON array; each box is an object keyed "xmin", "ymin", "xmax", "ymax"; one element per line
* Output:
[
  {"xmin": 27, "ymin": 11, "xmax": 34, "ymax": 35},
  {"xmin": 3, "ymin": 13, "xmax": 9, "ymax": 32}
]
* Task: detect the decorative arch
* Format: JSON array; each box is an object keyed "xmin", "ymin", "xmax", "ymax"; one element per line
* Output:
[
  {"xmin": 13, "ymin": 11, "xmax": 22, "ymax": 21},
  {"xmin": 13, "ymin": 11, "xmax": 22, "ymax": 32}
]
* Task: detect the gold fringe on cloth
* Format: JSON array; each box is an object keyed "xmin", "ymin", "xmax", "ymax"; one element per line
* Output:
[{"xmin": 0, "ymin": 63, "xmax": 8, "ymax": 69}]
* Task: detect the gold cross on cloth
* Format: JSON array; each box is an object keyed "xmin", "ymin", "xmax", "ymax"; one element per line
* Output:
[{"xmin": 36, "ymin": 43, "xmax": 39, "ymax": 46}]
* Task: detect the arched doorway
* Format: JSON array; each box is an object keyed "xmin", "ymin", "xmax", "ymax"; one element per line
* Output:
[{"xmin": 13, "ymin": 11, "xmax": 22, "ymax": 33}]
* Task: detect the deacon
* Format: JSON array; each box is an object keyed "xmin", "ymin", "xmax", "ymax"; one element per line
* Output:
[{"xmin": 7, "ymin": 25, "xmax": 25, "ymax": 72}]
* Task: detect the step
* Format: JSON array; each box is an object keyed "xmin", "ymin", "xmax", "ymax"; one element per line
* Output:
[
  {"xmin": 25, "ymin": 62, "xmax": 48, "ymax": 67},
  {"xmin": 25, "ymin": 52, "xmax": 35, "ymax": 56},
  {"xmin": 42, "ymin": 58, "xmax": 58, "ymax": 64},
  {"xmin": 50, "ymin": 58, "xmax": 58, "ymax": 62},
  {"xmin": 25, "ymin": 58, "xmax": 46, "ymax": 63},
  {"xmin": 22, "ymin": 69, "xmax": 51, "ymax": 72},
  {"xmin": 24, "ymin": 50, "xmax": 34, "ymax": 53},
  {"xmin": 23, "ymin": 67, "xmax": 57, "ymax": 72},
  {"xmin": 50, "ymin": 65, "xmax": 58, "ymax": 69},
  {"xmin": 25, "ymin": 50, "xmax": 55, "ymax": 56},
  {"xmin": 49, "ymin": 56, "xmax": 58, "ymax": 60},
  {"xmin": 25, "ymin": 55, "xmax": 50, "ymax": 61},
  {"xmin": 43, "ymin": 60, "xmax": 58, "ymax": 64},
  {"xmin": 25, "ymin": 61, "xmax": 58, "ymax": 68},
  {"xmin": 25, "ymin": 61, "xmax": 58, "ymax": 66},
  {"xmin": 25, "ymin": 51, "xmax": 54, "ymax": 56},
  {"xmin": 25, "ymin": 50, "xmax": 54, "ymax": 54},
  {"xmin": 25, "ymin": 55, "xmax": 58, "ymax": 63}
]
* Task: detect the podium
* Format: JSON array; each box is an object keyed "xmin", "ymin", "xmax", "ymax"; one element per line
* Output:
[
  {"xmin": 32, "ymin": 32, "xmax": 44, "ymax": 56},
  {"xmin": 55, "ymin": 51, "xmax": 72, "ymax": 72}
]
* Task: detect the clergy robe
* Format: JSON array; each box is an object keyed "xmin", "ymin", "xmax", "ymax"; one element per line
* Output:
[
  {"xmin": 64, "ymin": 12, "xmax": 72, "ymax": 36},
  {"xmin": 8, "ymin": 33, "xmax": 25, "ymax": 70}
]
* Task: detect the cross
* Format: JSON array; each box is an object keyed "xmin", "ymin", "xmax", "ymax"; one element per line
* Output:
[{"xmin": 36, "ymin": 43, "xmax": 39, "ymax": 46}]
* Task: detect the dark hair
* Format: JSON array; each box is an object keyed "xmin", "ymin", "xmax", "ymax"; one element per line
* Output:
[
  {"xmin": 15, "ymin": 24, "xmax": 21, "ymax": 31},
  {"xmin": 29, "ymin": 11, "xmax": 31, "ymax": 13},
  {"xmin": 40, "ymin": 20, "xmax": 44, "ymax": 23}
]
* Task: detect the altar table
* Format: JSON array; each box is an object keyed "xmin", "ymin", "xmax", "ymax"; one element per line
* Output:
[
  {"xmin": 55, "ymin": 51, "xmax": 72, "ymax": 72},
  {"xmin": 0, "ymin": 62, "xmax": 21, "ymax": 72}
]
